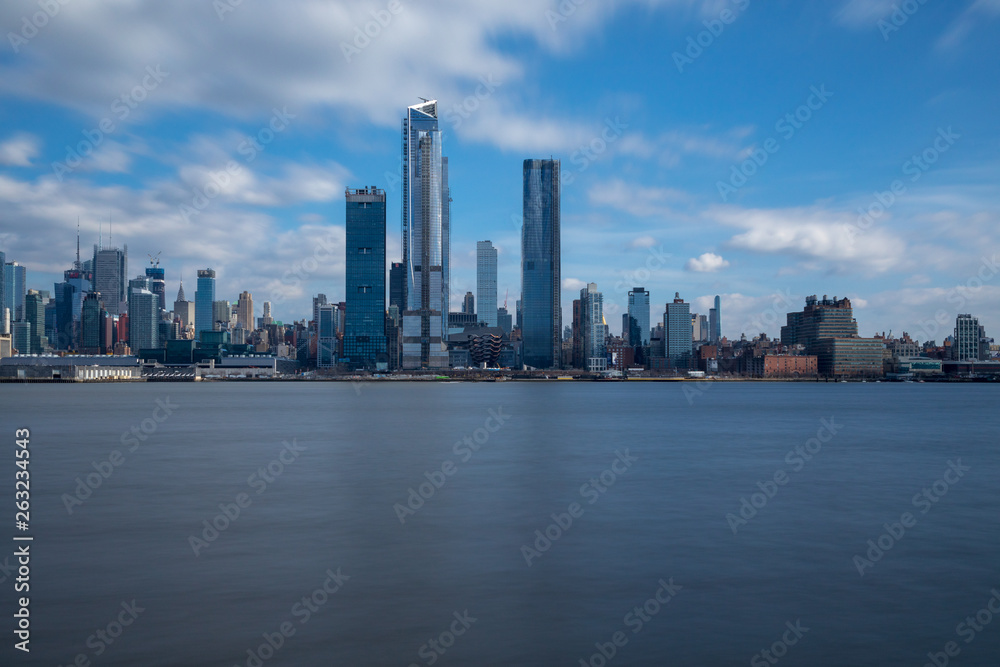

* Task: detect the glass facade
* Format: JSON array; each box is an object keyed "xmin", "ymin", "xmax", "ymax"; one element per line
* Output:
[
  {"xmin": 401, "ymin": 100, "xmax": 450, "ymax": 369},
  {"xmin": 344, "ymin": 186, "xmax": 387, "ymax": 369},
  {"xmin": 195, "ymin": 269, "xmax": 216, "ymax": 338},
  {"xmin": 628, "ymin": 287, "xmax": 650, "ymax": 346},
  {"xmin": 521, "ymin": 159, "xmax": 561, "ymax": 369},
  {"xmin": 92, "ymin": 246, "xmax": 127, "ymax": 315},
  {"xmin": 4, "ymin": 261, "xmax": 26, "ymax": 321},
  {"xmin": 129, "ymin": 288, "xmax": 159, "ymax": 351},
  {"xmin": 477, "ymin": 240, "xmax": 498, "ymax": 327}
]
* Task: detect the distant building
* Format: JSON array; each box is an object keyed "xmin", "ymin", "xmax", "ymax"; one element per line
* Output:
[
  {"xmin": 665, "ymin": 292, "xmax": 693, "ymax": 370},
  {"xmin": 389, "ymin": 262, "xmax": 405, "ymax": 312},
  {"xmin": 496, "ymin": 307, "xmax": 512, "ymax": 335},
  {"xmin": 93, "ymin": 245, "xmax": 127, "ymax": 315},
  {"xmin": 749, "ymin": 354, "xmax": 818, "ymax": 378},
  {"xmin": 128, "ymin": 288, "xmax": 159, "ymax": 351},
  {"xmin": 212, "ymin": 300, "xmax": 231, "ymax": 331},
  {"xmin": 173, "ymin": 281, "xmax": 194, "ymax": 333},
  {"xmin": 11, "ymin": 321, "xmax": 30, "ymax": 356},
  {"xmin": 953, "ymin": 314, "xmax": 988, "ymax": 361},
  {"xmin": 145, "ymin": 263, "xmax": 166, "ymax": 313},
  {"xmin": 709, "ymin": 295, "xmax": 721, "ymax": 343},
  {"xmin": 80, "ymin": 292, "xmax": 108, "ymax": 354},
  {"xmin": 24, "ymin": 290, "xmax": 48, "ymax": 355},
  {"xmin": 316, "ymin": 303, "xmax": 337, "ymax": 368},
  {"xmin": 521, "ymin": 158, "xmax": 561, "ymax": 369},
  {"xmin": 195, "ymin": 269, "xmax": 216, "ymax": 338},
  {"xmin": 581, "ymin": 283, "xmax": 606, "ymax": 372},
  {"xmin": 462, "ymin": 291, "xmax": 475, "ymax": 316},
  {"xmin": 236, "ymin": 291, "xmax": 254, "ymax": 331},
  {"xmin": 476, "ymin": 240, "xmax": 498, "ymax": 327},
  {"xmin": 628, "ymin": 287, "xmax": 650, "ymax": 346},
  {"xmin": 781, "ymin": 295, "xmax": 885, "ymax": 377},
  {"xmin": 4, "ymin": 261, "xmax": 26, "ymax": 321}
]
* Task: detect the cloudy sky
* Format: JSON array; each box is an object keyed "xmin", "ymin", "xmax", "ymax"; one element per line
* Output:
[{"xmin": 1, "ymin": 0, "xmax": 999, "ymax": 341}]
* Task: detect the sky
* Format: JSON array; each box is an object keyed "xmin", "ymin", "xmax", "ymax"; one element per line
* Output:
[{"xmin": 1, "ymin": 0, "xmax": 999, "ymax": 342}]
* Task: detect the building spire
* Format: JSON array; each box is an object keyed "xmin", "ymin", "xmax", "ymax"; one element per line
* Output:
[{"xmin": 75, "ymin": 217, "xmax": 81, "ymax": 269}]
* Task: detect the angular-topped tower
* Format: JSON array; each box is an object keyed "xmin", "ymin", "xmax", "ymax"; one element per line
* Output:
[{"xmin": 401, "ymin": 100, "xmax": 450, "ymax": 370}]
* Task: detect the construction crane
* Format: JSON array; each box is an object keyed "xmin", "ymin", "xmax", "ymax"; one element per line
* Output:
[{"xmin": 148, "ymin": 252, "xmax": 161, "ymax": 267}]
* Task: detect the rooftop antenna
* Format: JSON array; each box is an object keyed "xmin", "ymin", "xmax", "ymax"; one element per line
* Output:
[
  {"xmin": 99, "ymin": 220, "xmax": 103, "ymax": 251},
  {"xmin": 75, "ymin": 217, "xmax": 81, "ymax": 269},
  {"xmin": 109, "ymin": 210, "xmax": 112, "ymax": 247}
]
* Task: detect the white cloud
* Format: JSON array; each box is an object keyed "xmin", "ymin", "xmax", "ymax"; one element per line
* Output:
[
  {"xmin": 588, "ymin": 179, "xmax": 686, "ymax": 218},
  {"xmin": 937, "ymin": 0, "xmax": 1000, "ymax": 49},
  {"xmin": 629, "ymin": 235, "xmax": 658, "ymax": 249},
  {"xmin": 0, "ymin": 133, "xmax": 40, "ymax": 166},
  {"xmin": 562, "ymin": 277, "xmax": 587, "ymax": 291},
  {"xmin": 709, "ymin": 205, "xmax": 906, "ymax": 274},
  {"xmin": 685, "ymin": 252, "xmax": 730, "ymax": 273}
]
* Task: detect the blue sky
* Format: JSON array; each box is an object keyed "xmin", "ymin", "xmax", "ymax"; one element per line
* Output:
[{"xmin": 1, "ymin": 0, "xmax": 998, "ymax": 341}]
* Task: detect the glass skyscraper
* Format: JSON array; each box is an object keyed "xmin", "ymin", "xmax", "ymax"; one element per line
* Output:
[
  {"xmin": 401, "ymin": 100, "xmax": 450, "ymax": 369},
  {"xmin": 628, "ymin": 287, "xmax": 650, "ymax": 346},
  {"xmin": 195, "ymin": 269, "xmax": 216, "ymax": 339},
  {"xmin": 709, "ymin": 295, "xmax": 721, "ymax": 343},
  {"xmin": 4, "ymin": 261, "xmax": 26, "ymax": 321},
  {"xmin": 521, "ymin": 158, "xmax": 561, "ymax": 369},
  {"xmin": 581, "ymin": 283, "xmax": 606, "ymax": 372},
  {"xmin": 129, "ymin": 288, "xmax": 159, "ymax": 351},
  {"xmin": 477, "ymin": 240, "xmax": 498, "ymax": 327},
  {"xmin": 344, "ymin": 186, "xmax": 387, "ymax": 369}
]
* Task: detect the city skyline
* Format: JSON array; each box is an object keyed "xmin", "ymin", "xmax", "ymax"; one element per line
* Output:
[{"xmin": 0, "ymin": 2, "xmax": 998, "ymax": 340}]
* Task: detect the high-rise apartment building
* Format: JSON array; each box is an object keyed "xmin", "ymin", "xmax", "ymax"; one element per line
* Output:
[
  {"xmin": 4, "ymin": 261, "xmax": 26, "ymax": 321},
  {"xmin": 665, "ymin": 292, "xmax": 693, "ymax": 369},
  {"xmin": 628, "ymin": 287, "xmax": 651, "ymax": 346},
  {"xmin": 129, "ymin": 288, "xmax": 159, "ymax": 351},
  {"xmin": 236, "ymin": 291, "xmax": 254, "ymax": 331},
  {"xmin": 581, "ymin": 283, "xmax": 606, "ymax": 372},
  {"xmin": 953, "ymin": 314, "xmax": 988, "ymax": 361},
  {"xmin": 521, "ymin": 159, "xmax": 561, "ymax": 369}
]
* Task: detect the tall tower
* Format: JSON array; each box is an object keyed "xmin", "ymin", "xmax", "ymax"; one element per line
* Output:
[
  {"xmin": 195, "ymin": 269, "xmax": 216, "ymax": 338},
  {"xmin": 521, "ymin": 158, "xmax": 561, "ymax": 369},
  {"xmin": 477, "ymin": 240, "xmax": 498, "ymax": 327},
  {"xmin": 401, "ymin": 100, "xmax": 450, "ymax": 369},
  {"xmin": 345, "ymin": 186, "xmax": 387, "ymax": 369},
  {"xmin": 236, "ymin": 291, "xmax": 254, "ymax": 331},
  {"xmin": 665, "ymin": 292, "xmax": 693, "ymax": 369},
  {"xmin": 581, "ymin": 283, "xmax": 606, "ymax": 372},
  {"xmin": 628, "ymin": 287, "xmax": 651, "ymax": 346},
  {"xmin": 92, "ymin": 244, "xmax": 127, "ymax": 316}
]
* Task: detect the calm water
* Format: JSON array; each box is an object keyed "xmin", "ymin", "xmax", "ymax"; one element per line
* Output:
[{"xmin": 1, "ymin": 382, "xmax": 999, "ymax": 666}]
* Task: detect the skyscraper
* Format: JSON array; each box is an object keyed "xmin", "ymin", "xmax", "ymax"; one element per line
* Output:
[
  {"xmin": 4, "ymin": 261, "xmax": 26, "ymax": 321},
  {"xmin": 195, "ymin": 269, "xmax": 216, "ymax": 338},
  {"xmin": 145, "ymin": 261, "xmax": 166, "ymax": 313},
  {"xmin": 173, "ymin": 281, "xmax": 194, "ymax": 333},
  {"xmin": 477, "ymin": 240, "xmax": 498, "ymax": 327},
  {"xmin": 709, "ymin": 295, "xmax": 721, "ymax": 343},
  {"xmin": 401, "ymin": 100, "xmax": 450, "ymax": 370},
  {"xmin": 129, "ymin": 288, "xmax": 159, "ymax": 351},
  {"xmin": 665, "ymin": 292, "xmax": 693, "ymax": 369},
  {"xmin": 628, "ymin": 287, "xmax": 651, "ymax": 346},
  {"xmin": 93, "ymin": 245, "xmax": 127, "ymax": 315},
  {"xmin": 462, "ymin": 292, "xmax": 475, "ymax": 316},
  {"xmin": 212, "ymin": 301, "xmax": 231, "ymax": 331},
  {"xmin": 80, "ymin": 292, "xmax": 107, "ymax": 354},
  {"xmin": 0, "ymin": 251, "xmax": 5, "ymax": 325},
  {"xmin": 345, "ymin": 186, "xmax": 387, "ymax": 369},
  {"xmin": 24, "ymin": 290, "xmax": 48, "ymax": 354},
  {"xmin": 236, "ymin": 291, "xmax": 254, "ymax": 330},
  {"xmin": 316, "ymin": 303, "xmax": 337, "ymax": 368},
  {"xmin": 581, "ymin": 283, "xmax": 606, "ymax": 372},
  {"xmin": 389, "ymin": 262, "xmax": 405, "ymax": 311},
  {"xmin": 521, "ymin": 158, "xmax": 561, "ymax": 369}
]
